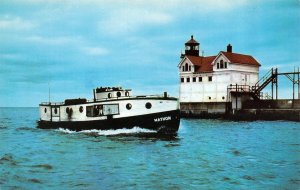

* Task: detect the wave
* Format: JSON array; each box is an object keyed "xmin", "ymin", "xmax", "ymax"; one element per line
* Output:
[{"xmin": 56, "ymin": 127, "xmax": 156, "ymax": 136}]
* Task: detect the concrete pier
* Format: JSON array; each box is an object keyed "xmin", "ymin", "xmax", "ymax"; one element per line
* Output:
[
  {"xmin": 180, "ymin": 102, "xmax": 226, "ymax": 118},
  {"xmin": 227, "ymin": 99, "xmax": 300, "ymax": 121},
  {"xmin": 180, "ymin": 99, "xmax": 300, "ymax": 121}
]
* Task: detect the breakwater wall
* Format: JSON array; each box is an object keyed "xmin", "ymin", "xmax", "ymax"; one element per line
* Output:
[
  {"xmin": 230, "ymin": 99, "xmax": 300, "ymax": 121},
  {"xmin": 180, "ymin": 99, "xmax": 300, "ymax": 121},
  {"xmin": 180, "ymin": 102, "xmax": 226, "ymax": 118}
]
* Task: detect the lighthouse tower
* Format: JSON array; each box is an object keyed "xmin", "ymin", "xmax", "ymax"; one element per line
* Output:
[{"xmin": 184, "ymin": 35, "xmax": 199, "ymax": 57}]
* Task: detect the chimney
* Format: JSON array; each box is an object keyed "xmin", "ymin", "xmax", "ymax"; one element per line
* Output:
[{"xmin": 227, "ymin": 44, "xmax": 232, "ymax": 53}]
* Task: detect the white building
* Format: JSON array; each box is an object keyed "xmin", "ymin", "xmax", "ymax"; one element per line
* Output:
[{"xmin": 178, "ymin": 35, "xmax": 260, "ymax": 104}]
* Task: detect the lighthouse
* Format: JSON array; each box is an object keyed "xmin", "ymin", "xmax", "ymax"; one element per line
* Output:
[{"xmin": 178, "ymin": 35, "xmax": 260, "ymax": 115}]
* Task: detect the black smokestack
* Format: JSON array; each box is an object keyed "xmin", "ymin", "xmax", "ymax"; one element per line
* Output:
[{"xmin": 227, "ymin": 44, "xmax": 232, "ymax": 53}]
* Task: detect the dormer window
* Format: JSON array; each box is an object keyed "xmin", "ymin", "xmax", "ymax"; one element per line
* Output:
[
  {"xmin": 183, "ymin": 63, "xmax": 192, "ymax": 72},
  {"xmin": 225, "ymin": 62, "xmax": 227, "ymax": 68},
  {"xmin": 217, "ymin": 63, "xmax": 219, "ymax": 69},
  {"xmin": 220, "ymin": 60, "xmax": 224, "ymax": 69}
]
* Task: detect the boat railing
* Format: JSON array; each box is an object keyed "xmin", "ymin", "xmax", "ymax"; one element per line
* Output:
[
  {"xmin": 40, "ymin": 92, "xmax": 172, "ymax": 106},
  {"xmin": 40, "ymin": 102, "xmax": 65, "ymax": 106}
]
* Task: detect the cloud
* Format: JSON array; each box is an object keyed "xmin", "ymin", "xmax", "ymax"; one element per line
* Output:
[
  {"xmin": 24, "ymin": 35, "xmax": 80, "ymax": 45},
  {"xmin": 0, "ymin": 53, "xmax": 25, "ymax": 60},
  {"xmin": 98, "ymin": 9, "xmax": 173, "ymax": 35},
  {"xmin": 81, "ymin": 46, "xmax": 109, "ymax": 56},
  {"xmin": 0, "ymin": 15, "xmax": 36, "ymax": 30}
]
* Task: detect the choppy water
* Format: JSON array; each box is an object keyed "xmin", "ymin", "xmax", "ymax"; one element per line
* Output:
[{"xmin": 0, "ymin": 107, "xmax": 299, "ymax": 190}]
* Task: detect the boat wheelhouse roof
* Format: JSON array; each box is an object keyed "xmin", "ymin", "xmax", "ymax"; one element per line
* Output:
[{"xmin": 95, "ymin": 87, "xmax": 131, "ymax": 93}]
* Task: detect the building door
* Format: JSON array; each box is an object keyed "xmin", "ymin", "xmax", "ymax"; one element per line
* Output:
[
  {"xmin": 241, "ymin": 74, "xmax": 250, "ymax": 86},
  {"xmin": 245, "ymin": 74, "xmax": 250, "ymax": 86}
]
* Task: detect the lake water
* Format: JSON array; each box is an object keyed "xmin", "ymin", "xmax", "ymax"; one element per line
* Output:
[{"xmin": 0, "ymin": 107, "xmax": 299, "ymax": 190}]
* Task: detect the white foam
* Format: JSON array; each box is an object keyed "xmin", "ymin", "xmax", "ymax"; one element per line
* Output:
[
  {"xmin": 57, "ymin": 128, "xmax": 77, "ymax": 134},
  {"xmin": 57, "ymin": 127, "xmax": 156, "ymax": 136}
]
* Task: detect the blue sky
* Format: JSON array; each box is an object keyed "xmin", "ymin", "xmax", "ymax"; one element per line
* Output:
[{"xmin": 0, "ymin": 0, "xmax": 299, "ymax": 107}]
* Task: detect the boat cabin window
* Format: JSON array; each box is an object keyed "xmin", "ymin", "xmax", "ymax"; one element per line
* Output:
[
  {"xmin": 145, "ymin": 102, "xmax": 152, "ymax": 109},
  {"xmin": 86, "ymin": 104, "xmax": 119, "ymax": 117},
  {"xmin": 79, "ymin": 106, "xmax": 84, "ymax": 113},
  {"xmin": 86, "ymin": 105, "xmax": 103, "ymax": 117},
  {"xmin": 126, "ymin": 103, "xmax": 132, "ymax": 110}
]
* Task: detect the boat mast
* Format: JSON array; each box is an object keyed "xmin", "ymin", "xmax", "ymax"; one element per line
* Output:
[{"xmin": 48, "ymin": 82, "xmax": 51, "ymax": 103}]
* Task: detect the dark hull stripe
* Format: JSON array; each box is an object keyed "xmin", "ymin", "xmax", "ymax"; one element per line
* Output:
[{"xmin": 37, "ymin": 110, "xmax": 180, "ymax": 135}]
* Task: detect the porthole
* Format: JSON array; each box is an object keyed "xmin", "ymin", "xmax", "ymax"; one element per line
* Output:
[
  {"xmin": 66, "ymin": 107, "xmax": 70, "ymax": 114},
  {"xmin": 222, "ymin": 96, "xmax": 225, "ymax": 100},
  {"xmin": 125, "ymin": 91, "xmax": 129, "ymax": 97},
  {"xmin": 44, "ymin": 108, "xmax": 47, "ymax": 113},
  {"xmin": 117, "ymin": 91, "xmax": 121, "ymax": 97},
  {"xmin": 145, "ymin": 102, "xmax": 152, "ymax": 109},
  {"xmin": 79, "ymin": 106, "xmax": 84, "ymax": 113},
  {"xmin": 108, "ymin": 93, "xmax": 112, "ymax": 98},
  {"xmin": 208, "ymin": 97, "xmax": 211, "ymax": 100},
  {"xmin": 126, "ymin": 103, "xmax": 132, "ymax": 110},
  {"xmin": 54, "ymin": 108, "xmax": 57, "ymax": 114}
]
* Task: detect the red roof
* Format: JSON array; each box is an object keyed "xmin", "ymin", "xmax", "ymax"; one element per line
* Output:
[
  {"xmin": 186, "ymin": 55, "xmax": 216, "ymax": 72},
  {"xmin": 185, "ymin": 51, "xmax": 260, "ymax": 73},
  {"xmin": 221, "ymin": 51, "xmax": 260, "ymax": 66}
]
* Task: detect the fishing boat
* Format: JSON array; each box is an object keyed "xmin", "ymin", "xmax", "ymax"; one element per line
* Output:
[{"xmin": 38, "ymin": 87, "xmax": 180, "ymax": 134}]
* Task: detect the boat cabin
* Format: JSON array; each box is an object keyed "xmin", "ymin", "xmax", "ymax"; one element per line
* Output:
[{"xmin": 94, "ymin": 87, "xmax": 132, "ymax": 100}]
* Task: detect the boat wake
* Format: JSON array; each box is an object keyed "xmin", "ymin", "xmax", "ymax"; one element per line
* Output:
[{"xmin": 56, "ymin": 127, "xmax": 156, "ymax": 136}]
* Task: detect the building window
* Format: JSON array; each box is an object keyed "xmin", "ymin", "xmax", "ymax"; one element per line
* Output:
[
  {"xmin": 44, "ymin": 108, "xmax": 47, "ymax": 113},
  {"xmin": 193, "ymin": 77, "xmax": 196, "ymax": 82},
  {"xmin": 225, "ymin": 62, "xmax": 227, "ymax": 68},
  {"xmin": 220, "ymin": 60, "xmax": 224, "ymax": 69},
  {"xmin": 187, "ymin": 77, "xmax": 190, "ymax": 82},
  {"xmin": 199, "ymin": 77, "xmax": 202, "ymax": 82},
  {"xmin": 181, "ymin": 78, "xmax": 184, "ymax": 83},
  {"xmin": 217, "ymin": 63, "xmax": 219, "ymax": 69},
  {"xmin": 116, "ymin": 91, "xmax": 121, "ymax": 97},
  {"xmin": 208, "ymin": 76, "xmax": 212, "ymax": 82},
  {"xmin": 108, "ymin": 93, "xmax": 112, "ymax": 98},
  {"xmin": 54, "ymin": 108, "xmax": 57, "ymax": 114},
  {"xmin": 189, "ymin": 65, "xmax": 191, "ymax": 71}
]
